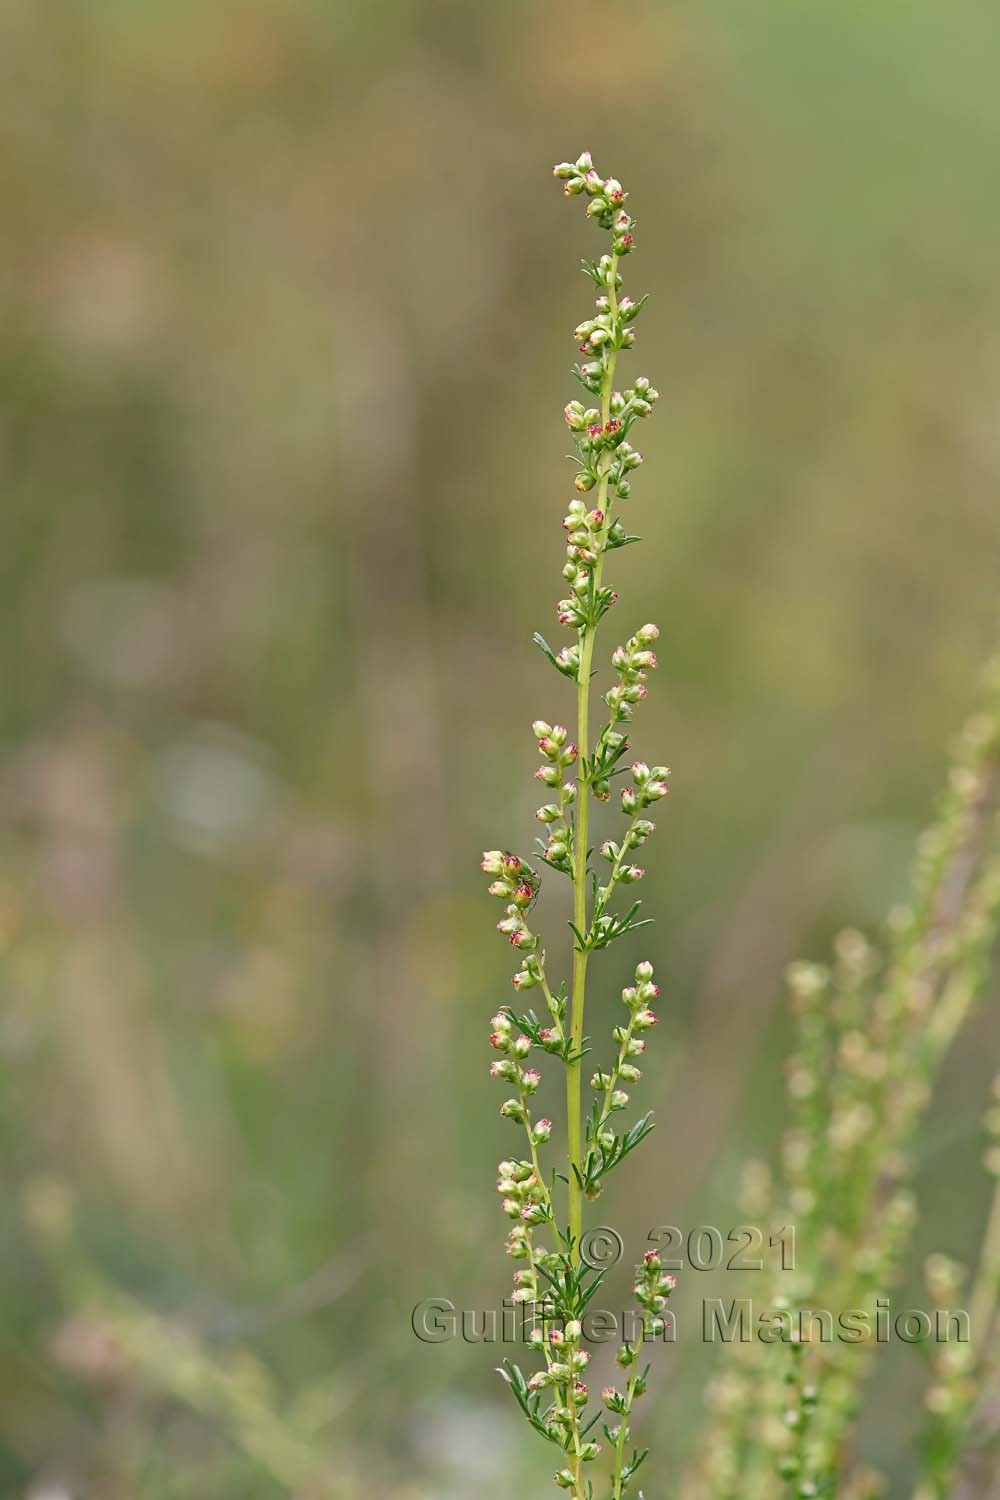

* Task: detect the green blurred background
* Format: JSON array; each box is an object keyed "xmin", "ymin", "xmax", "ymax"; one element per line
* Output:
[{"xmin": 3, "ymin": 1, "xmax": 1000, "ymax": 1495}]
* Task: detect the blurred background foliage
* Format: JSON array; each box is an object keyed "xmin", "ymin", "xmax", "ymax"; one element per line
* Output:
[{"xmin": 2, "ymin": 0, "xmax": 1000, "ymax": 1495}]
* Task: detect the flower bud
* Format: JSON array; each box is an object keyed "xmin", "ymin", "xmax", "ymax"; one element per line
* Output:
[
  {"xmin": 532, "ymin": 1119, "xmax": 552, "ymax": 1144},
  {"xmin": 636, "ymin": 960, "xmax": 654, "ymax": 981},
  {"xmin": 501, "ymin": 1099, "xmax": 525, "ymax": 1123}
]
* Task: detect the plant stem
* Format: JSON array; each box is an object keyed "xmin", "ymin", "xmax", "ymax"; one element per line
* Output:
[
  {"xmin": 969, "ymin": 1168, "xmax": 1000, "ymax": 1364},
  {"xmin": 567, "ymin": 256, "xmax": 619, "ymax": 1262},
  {"xmin": 611, "ymin": 1369, "xmax": 639, "ymax": 1500}
]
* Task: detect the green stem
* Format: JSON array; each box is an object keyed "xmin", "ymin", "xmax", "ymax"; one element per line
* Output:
[
  {"xmin": 567, "ymin": 257, "xmax": 619, "ymax": 1263},
  {"xmin": 611, "ymin": 1369, "xmax": 639, "ymax": 1500},
  {"xmin": 969, "ymin": 1168, "xmax": 1000, "ymax": 1365}
]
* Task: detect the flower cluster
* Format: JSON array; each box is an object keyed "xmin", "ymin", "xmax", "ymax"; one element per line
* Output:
[
  {"xmin": 481, "ymin": 850, "xmax": 542, "ymax": 951},
  {"xmin": 620, "ymin": 761, "xmax": 670, "ymax": 815},
  {"xmin": 481, "ymin": 153, "xmax": 667, "ymax": 1500},
  {"xmin": 553, "ymin": 152, "xmax": 636, "ymax": 254},
  {"xmin": 633, "ymin": 1248, "xmax": 677, "ymax": 1333},
  {"xmin": 606, "ymin": 623, "xmax": 660, "ymax": 720},
  {"xmin": 564, "ymin": 384, "xmax": 654, "ymax": 499}
]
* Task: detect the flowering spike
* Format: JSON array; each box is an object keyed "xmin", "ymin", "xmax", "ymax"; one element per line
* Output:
[{"xmin": 480, "ymin": 154, "xmax": 668, "ymax": 1497}]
